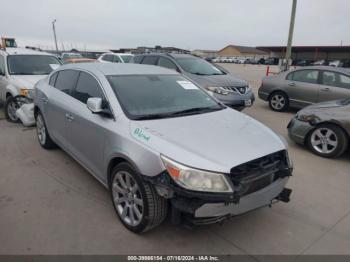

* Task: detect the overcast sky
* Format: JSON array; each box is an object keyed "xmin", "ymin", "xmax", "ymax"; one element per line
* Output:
[{"xmin": 1, "ymin": 0, "xmax": 349, "ymax": 51}]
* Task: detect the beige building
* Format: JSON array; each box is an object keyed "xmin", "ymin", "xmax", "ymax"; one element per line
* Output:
[
  {"xmin": 191, "ymin": 49, "xmax": 218, "ymax": 58},
  {"xmin": 218, "ymin": 45, "xmax": 267, "ymax": 58}
]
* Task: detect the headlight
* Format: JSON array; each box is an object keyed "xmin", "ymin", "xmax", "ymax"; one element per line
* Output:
[
  {"xmin": 206, "ymin": 86, "xmax": 230, "ymax": 95},
  {"xmin": 19, "ymin": 88, "xmax": 35, "ymax": 99},
  {"xmin": 285, "ymin": 150, "xmax": 293, "ymax": 169},
  {"xmin": 296, "ymin": 114, "xmax": 320, "ymax": 124},
  {"xmin": 161, "ymin": 155, "xmax": 233, "ymax": 193}
]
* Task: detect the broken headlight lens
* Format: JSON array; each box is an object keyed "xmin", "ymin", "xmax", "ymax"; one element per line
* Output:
[
  {"xmin": 161, "ymin": 155, "xmax": 233, "ymax": 193},
  {"xmin": 296, "ymin": 114, "xmax": 320, "ymax": 124}
]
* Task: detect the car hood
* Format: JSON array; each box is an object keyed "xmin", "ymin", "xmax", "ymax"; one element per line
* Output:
[
  {"xmin": 184, "ymin": 72, "xmax": 247, "ymax": 88},
  {"xmin": 10, "ymin": 75, "xmax": 47, "ymax": 89},
  {"xmin": 129, "ymin": 108, "xmax": 285, "ymax": 173},
  {"xmin": 299, "ymin": 99, "xmax": 350, "ymax": 118}
]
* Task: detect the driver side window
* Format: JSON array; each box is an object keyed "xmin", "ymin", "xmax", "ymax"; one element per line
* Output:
[{"xmin": 72, "ymin": 72, "xmax": 105, "ymax": 104}]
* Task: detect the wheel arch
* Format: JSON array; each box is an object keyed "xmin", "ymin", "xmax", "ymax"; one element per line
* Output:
[
  {"xmin": 106, "ymin": 154, "xmax": 141, "ymax": 189},
  {"xmin": 304, "ymin": 121, "xmax": 350, "ymax": 145}
]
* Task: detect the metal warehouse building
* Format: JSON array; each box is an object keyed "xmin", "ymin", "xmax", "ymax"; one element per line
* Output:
[
  {"xmin": 257, "ymin": 46, "xmax": 350, "ymax": 61},
  {"xmin": 218, "ymin": 45, "xmax": 267, "ymax": 58}
]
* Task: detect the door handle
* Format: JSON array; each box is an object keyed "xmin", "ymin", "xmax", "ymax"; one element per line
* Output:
[
  {"xmin": 321, "ymin": 87, "xmax": 330, "ymax": 92},
  {"xmin": 65, "ymin": 113, "xmax": 74, "ymax": 121},
  {"xmin": 40, "ymin": 97, "xmax": 48, "ymax": 104},
  {"xmin": 288, "ymin": 82, "xmax": 295, "ymax": 87}
]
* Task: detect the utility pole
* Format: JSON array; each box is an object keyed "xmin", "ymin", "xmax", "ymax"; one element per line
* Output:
[
  {"xmin": 285, "ymin": 0, "xmax": 297, "ymax": 70},
  {"xmin": 52, "ymin": 19, "xmax": 59, "ymax": 54}
]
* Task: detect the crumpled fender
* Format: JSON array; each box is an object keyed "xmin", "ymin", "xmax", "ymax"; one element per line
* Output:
[{"xmin": 16, "ymin": 103, "xmax": 35, "ymax": 127}]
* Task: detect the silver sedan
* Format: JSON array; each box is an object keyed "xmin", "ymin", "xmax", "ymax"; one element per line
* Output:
[{"xmin": 34, "ymin": 63, "xmax": 292, "ymax": 233}]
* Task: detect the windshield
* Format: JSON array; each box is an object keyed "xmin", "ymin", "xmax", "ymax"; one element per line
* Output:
[
  {"xmin": 121, "ymin": 55, "xmax": 132, "ymax": 63},
  {"xmin": 7, "ymin": 55, "xmax": 61, "ymax": 75},
  {"xmin": 108, "ymin": 75, "xmax": 223, "ymax": 120},
  {"xmin": 176, "ymin": 57, "xmax": 225, "ymax": 75}
]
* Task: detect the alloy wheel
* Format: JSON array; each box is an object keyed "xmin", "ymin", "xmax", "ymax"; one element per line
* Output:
[
  {"xmin": 270, "ymin": 94, "xmax": 286, "ymax": 110},
  {"xmin": 7, "ymin": 100, "xmax": 20, "ymax": 121},
  {"xmin": 310, "ymin": 128, "xmax": 338, "ymax": 154},
  {"xmin": 36, "ymin": 114, "xmax": 47, "ymax": 145},
  {"xmin": 112, "ymin": 171, "xmax": 144, "ymax": 226}
]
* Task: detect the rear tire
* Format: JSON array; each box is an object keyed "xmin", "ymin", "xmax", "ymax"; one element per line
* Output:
[
  {"xmin": 307, "ymin": 124, "xmax": 348, "ymax": 158},
  {"xmin": 269, "ymin": 91, "xmax": 289, "ymax": 112},
  {"xmin": 36, "ymin": 111, "xmax": 57, "ymax": 149},
  {"xmin": 110, "ymin": 163, "xmax": 168, "ymax": 233}
]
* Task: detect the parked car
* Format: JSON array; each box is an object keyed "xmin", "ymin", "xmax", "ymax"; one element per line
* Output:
[
  {"xmin": 61, "ymin": 52, "xmax": 84, "ymax": 62},
  {"xmin": 288, "ymin": 99, "xmax": 350, "ymax": 158},
  {"xmin": 236, "ymin": 58, "xmax": 247, "ymax": 64},
  {"xmin": 98, "ymin": 53, "xmax": 134, "ymax": 63},
  {"xmin": 34, "ymin": 63, "xmax": 292, "ymax": 233},
  {"xmin": 312, "ymin": 60, "xmax": 329, "ymax": 66},
  {"xmin": 264, "ymin": 58, "xmax": 279, "ymax": 65},
  {"xmin": 258, "ymin": 66, "xmax": 350, "ymax": 112},
  {"xmin": 0, "ymin": 47, "xmax": 61, "ymax": 122},
  {"xmin": 294, "ymin": 60, "xmax": 314, "ymax": 67},
  {"xmin": 329, "ymin": 60, "xmax": 343, "ymax": 67},
  {"xmin": 212, "ymin": 57, "xmax": 221, "ymax": 63},
  {"xmin": 132, "ymin": 53, "xmax": 255, "ymax": 110},
  {"xmin": 63, "ymin": 58, "xmax": 96, "ymax": 64}
]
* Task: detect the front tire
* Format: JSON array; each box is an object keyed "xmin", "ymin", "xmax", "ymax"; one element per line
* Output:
[
  {"xmin": 307, "ymin": 124, "xmax": 348, "ymax": 158},
  {"xmin": 36, "ymin": 111, "xmax": 57, "ymax": 149},
  {"xmin": 110, "ymin": 163, "xmax": 168, "ymax": 233},
  {"xmin": 4, "ymin": 96, "xmax": 21, "ymax": 123},
  {"xmin": 269, "ymin": 91, "xmax": 289, "ymax": 112}
]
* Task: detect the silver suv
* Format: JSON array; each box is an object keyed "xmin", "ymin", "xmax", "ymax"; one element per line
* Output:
[
  {"xmin": 132, "ymin": 54, "xmax": 255, "ymax": 111},
  {"xmin": 34, "ymin": 63, "xmax": 292, "ymax": 233},
  {"xmin": 0, "ymin": 48, "xmax": 61, "ymax": 122}
]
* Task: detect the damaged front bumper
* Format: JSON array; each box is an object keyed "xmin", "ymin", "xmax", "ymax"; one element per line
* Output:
[{"xmin": 146, "ymin": 150, "xmax": 292, "ymax": 225}]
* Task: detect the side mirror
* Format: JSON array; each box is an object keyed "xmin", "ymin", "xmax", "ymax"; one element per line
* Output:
[
  {"xmin": 87, "ymin": 97, "xmax": 113, "ymax": 118},
  {"xmin": 87, "ymin": 97, "xmax": 103, "ymax": 113}
]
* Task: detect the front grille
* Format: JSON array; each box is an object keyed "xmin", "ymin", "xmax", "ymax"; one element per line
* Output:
[
  {"xmin": 230, "ymin": 150, "xmax": 289, "ymax": 196},
  {"xmin": 222, "ymin": 86, "xmax": 247, "ymax": 95}
]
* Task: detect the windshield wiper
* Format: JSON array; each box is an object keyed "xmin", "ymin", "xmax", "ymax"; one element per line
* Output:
[{"xmin": 168, "ymin": 106, "xmax": 224, "ymax": 116}]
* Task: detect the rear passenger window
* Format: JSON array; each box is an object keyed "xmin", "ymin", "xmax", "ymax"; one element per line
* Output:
[
  {"xmin": 72, "ymin": 72, "xmax": 104, "ymax": 104},
  {"xmin": 158, "ymin": 57, "xmax": 178, "ymax": 71},
  {"xmin": 142, "ymin": 56, "xmax": 158, "ymax": 65},
  {"xmin": 54, "ymin": 70, "xmax": 80, "ymax": 94},
  {"xmin": 132, "ymin": 56, "xmax": 143, "ymax": 64},
  {"xmin": 288, "ymin": 70, "xmax": 319, "ymax": 84},
  {"xmin": 322, "ymin": 71, "xmax": 350, "ymax": 89},
  {"xmin": 102, "ymin": 54, "xmax": 114, "ymax": 62},
  {"xmin": 113, "ymin": 56, "xmax": 122, "ymax": 63},
  {"xmin": 49, "ymin": 72, "xmax": 58, "ymax": 86}
]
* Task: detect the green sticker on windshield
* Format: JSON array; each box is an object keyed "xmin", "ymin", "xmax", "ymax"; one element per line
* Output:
[{"xmin": 133, "ymin": 128, "xmax": 151, "ymax": 142}]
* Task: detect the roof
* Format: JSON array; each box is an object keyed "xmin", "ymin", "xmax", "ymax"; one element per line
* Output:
[
  {"xmin": 219, "ymin": 45, "xmax": 267, "ymax": 55},
  {"xmin": 58, "ymin": 62, "xmax": 179, "ymax": 76},
  {"xmin": 293, "ymin": 66, "xmax": 350, "ymax": 75},
  {"xmin": 0, "ymin": 47, "xmax": 54, "ymax": 56},
  {"xmin": 192, "ymin": 49, "xmax": 218, "ymax": 53},
  {"xmin": 258, "ymin": 45, "xmax": 350, "ymax": 53}
]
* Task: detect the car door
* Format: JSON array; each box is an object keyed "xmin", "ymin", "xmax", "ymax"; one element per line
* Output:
[
  {"xmin": 45, "ymin": 69, "xmax": 80, "ymax": 147},
  {"xmin": 318, "ymin": 70, "xmax": 350, "ymax": 102},
  {"xmin": 285, "ymin": 69, "xmax": 321, "ymax": 107},
  {"xmin": 65, "ymin": 71, "xmax": 113, "ymax": 179},
  {"xmin": 0, "ymin": 54, "xmax": 8, "ymax": 102}
]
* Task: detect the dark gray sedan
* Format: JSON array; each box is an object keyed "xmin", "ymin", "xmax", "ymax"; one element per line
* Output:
[
  {"xmin": 288, "ymin": 99, "xmax": 350, "ymax": 158},
  {"xmin": 259, "ymin": 66, "xmax": 350, "ymax": 112}
]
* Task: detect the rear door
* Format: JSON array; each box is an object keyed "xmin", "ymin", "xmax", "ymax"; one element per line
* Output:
[
  {"xmin": 45, "ymin": 69, "xmax": 80, "ymax": 146},
  {"xmin": 318, "ymin": 70, "xmax": 350, "ymax": 102},
  {"xmin": 285, "ymin": 69, "xmax": 321, "ymax": 107}
]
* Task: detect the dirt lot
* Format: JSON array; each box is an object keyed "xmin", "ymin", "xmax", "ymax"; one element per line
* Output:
[{"xmin": 0, "ymin": 64, "xmax": 349, "ymax": 256}]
